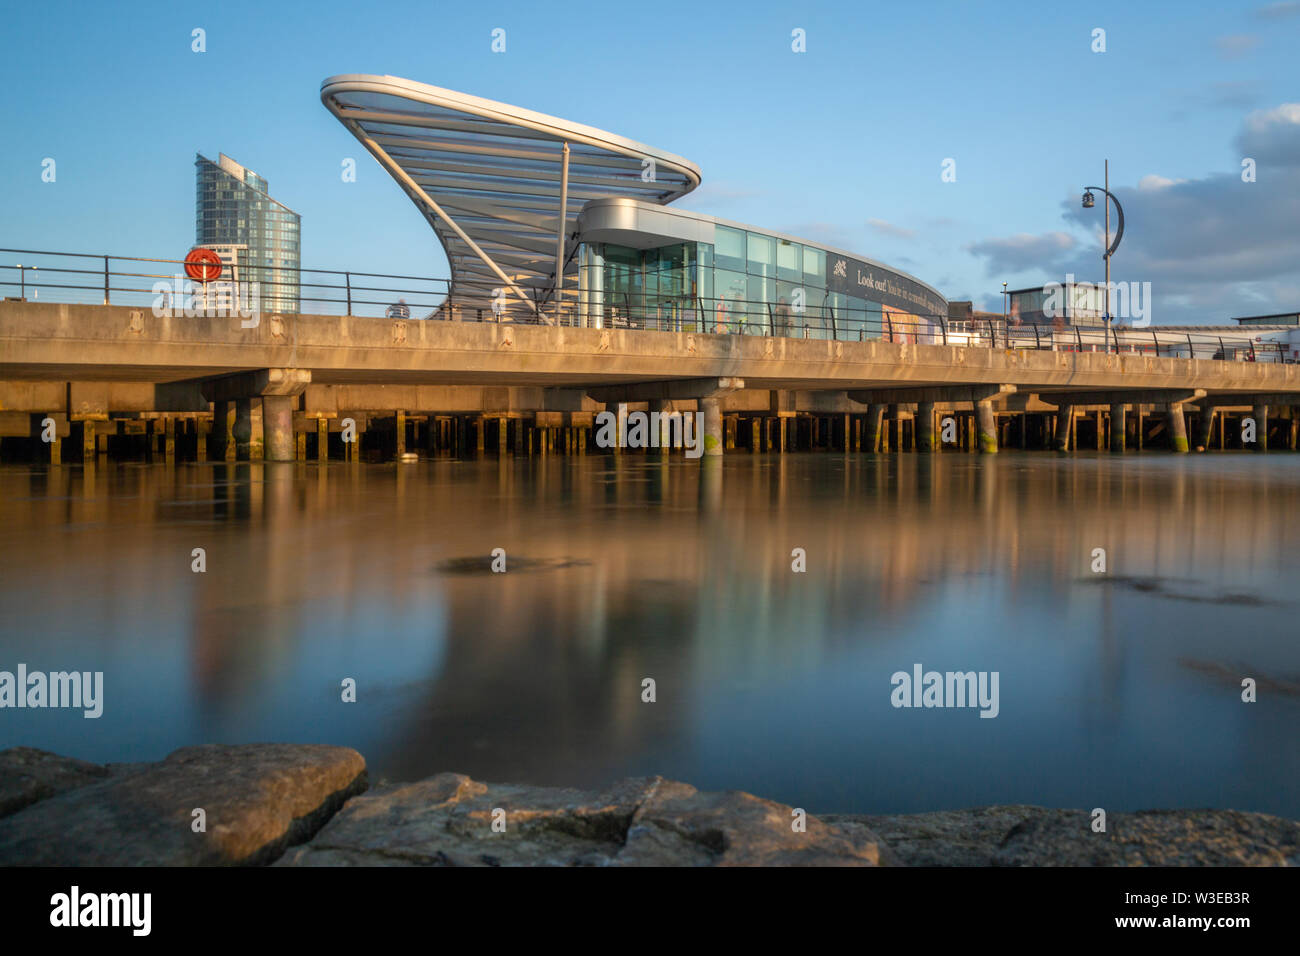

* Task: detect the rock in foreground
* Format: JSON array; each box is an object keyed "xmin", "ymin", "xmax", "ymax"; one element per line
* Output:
[
  {"xmin": 826, "ymin": 806, "xmax": 1300, "ymax": 866},
  {"xmin": 0, "ymin": 746, "xmax": 112, "ymax": 819},
  {"xmin": 275, "ymin": 773, "xmax": 895, "ymax": 866},
  {"xmin": 0, "ymin": 744, "xmax": 367, "ymax": 866}
]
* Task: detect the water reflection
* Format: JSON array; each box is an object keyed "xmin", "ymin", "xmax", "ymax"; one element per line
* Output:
[{"xmin": 0, "ymin": 452, "xmax": 1297, "ymax": 816}]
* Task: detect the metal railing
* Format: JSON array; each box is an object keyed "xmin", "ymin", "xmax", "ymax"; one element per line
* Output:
[
  {"xmin": 0, "ymin": 248, "xmax": 450, "ymax": 319},
  {"xmin": 0, "ymin": 248, "xmax": 1291, "ymax": 362}
]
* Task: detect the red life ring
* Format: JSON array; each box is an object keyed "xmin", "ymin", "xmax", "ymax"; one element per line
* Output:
[{"xmin": 184, "ymin": 247, "xmax": 222, "ymax": 283}]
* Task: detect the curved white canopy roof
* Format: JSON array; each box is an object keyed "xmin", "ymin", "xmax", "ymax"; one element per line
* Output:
[{"xmin": 320, "ymin": 74, "xmax": 701, "ymax": 318}]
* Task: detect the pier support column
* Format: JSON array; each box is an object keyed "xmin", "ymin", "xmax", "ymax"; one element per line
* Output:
[
  {"xmin": 917, "ymin": 402, "xmax": 936, "ymax": 452},
  {"xmin": 890, "ymin": 405, "xmax": 903, "ymax": 453},
  {"xmin": 165, "ymin": 416, "xmax": 176, "ymax": 463},
  {"xmin": 865, "ymin": 405, "xmax": 884, "ymax": 452},
  {"xmin": 394, "ymin": 411, "xmax": 406, "ymax": 458},
  {"xmin": 1050, "ymin": 403, "xmax": 1071, "ymax": 447},
  {"xmin": 209, "ymin": 402, "xmax": 229, "ymax": 461},
  {"xmin": 1252, "ymin": 404, "xmax": 1268, "ymax": 452},
  {"xmin": 233, "ymin": 399, "xmax": 253, "ymax": 461},
  {"xmin": 976, "ymin": 400, "xmax": 998, "ymax": 454},
  {"xmin": 262, "ymin": 396, "xmax": 294, "ymax": 462},
  {"xmin": 701, "ymin": 398, "xmax": 723, "ymax": 457},
  {"xmin": 1167, "ymin": 403, "xmax": 1189, "ymax": 453},
  {"xmin": 317, "ymin": 418, "xmax": 328, "ymax": 461},
  {"xmin": 778, "ymin": 416, "xmax": 788, "ymax": 453},
  {"xmin": 81, "ymin": 420, "xmax": 96, "ymax": 462},
  {"xmin": 1195, "ymin": 405, "xmax": 1215, "ymax": 452},
  {"xmin": 1109, "ymin": 403, "xmax": 1127, "ymax": 453}
]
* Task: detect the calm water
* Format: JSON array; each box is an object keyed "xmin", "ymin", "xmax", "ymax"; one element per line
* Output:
[{"xmin": 1, "ymin": 453, "xmax": 1297, "ymax": 818}]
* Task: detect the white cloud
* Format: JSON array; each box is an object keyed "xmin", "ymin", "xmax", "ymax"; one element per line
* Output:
[
  {"xmin": 965, "ymin": 104, "xmax": 1300, "ymax": 323},
  {"xmin": 1214, "ymin": 34, "xmax": 1260, "ymax": 58},
  {"xmin": 867, "ymin": 218, "xmax": 916, "ymax": 240},
  {"xmin": 1137, "ymin": 175, "xmax": 1188, "ymax": 190}
]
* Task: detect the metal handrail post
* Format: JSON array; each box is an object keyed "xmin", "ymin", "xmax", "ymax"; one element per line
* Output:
[
  {"xmin": 103, "ymin": 256, "xmax": 109, "ymax": 305},
  {"xmin": 345, "ymin": 272, "xmax": 352, "ymax": 315}
]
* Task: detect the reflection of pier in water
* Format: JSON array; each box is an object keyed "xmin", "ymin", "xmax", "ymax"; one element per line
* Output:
[{"xmin": 2, "ymin": 455, "xmax": 1294, "ymax": 784}]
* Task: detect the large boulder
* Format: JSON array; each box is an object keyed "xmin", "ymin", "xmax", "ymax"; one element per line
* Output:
[
  {"xmin": 276, "ymin": 773, "xmax": 895, "ymax": 866},
  {"xmin": 0, "ymin": 747, "xmax": 112, "ymax": 819},
  {"xmin": 0, "ymin": 744, "xmax": 367, "ymax": 866}
]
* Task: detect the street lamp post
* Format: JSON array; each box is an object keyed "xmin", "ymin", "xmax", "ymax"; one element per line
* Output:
[{"xmin": 1082, "ymin": 159, "xmax": 1125, "ymax": 326}]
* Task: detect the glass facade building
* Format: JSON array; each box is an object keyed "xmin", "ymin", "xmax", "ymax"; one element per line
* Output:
[
  {"xmin": 322, "ymin": 75, "xmax": 947, "ymax": 333},
  {"xmin": 195, "ymin": 153, "xmax": 301, "ymax": 313},
  {"xmin": 575, "ymin": 200, "xmax": 947, "ymax": 341}
]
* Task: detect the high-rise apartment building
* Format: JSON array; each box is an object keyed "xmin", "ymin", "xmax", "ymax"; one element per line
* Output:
[{"xmin": 195, "ymin": 153, "xmax": 300, "ymax": 313}]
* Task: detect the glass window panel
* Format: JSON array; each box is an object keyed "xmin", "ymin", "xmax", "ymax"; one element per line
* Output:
[
  {"xmin": 714, "ymin": 227, "xmax": 745, "ymax": 272},
  {"xmin": 777, "ymin": 241, "xmax": 801, "ymax": 282},
  {"xmin": 746, "ymin": 232, "xmax": 775, "ymax": 278},
  {"xmin": 713, "ymin": 269, "xmax": 746, "ymax": 333},
  {"xmin": 803, "ymin": 247, "xmax": 825, "ymax": 286}
]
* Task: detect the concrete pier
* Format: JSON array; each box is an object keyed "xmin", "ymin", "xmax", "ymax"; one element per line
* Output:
[
  {"xmin": 1053, "ymin": 405, "xmax": 1073, "ymax": 452},
  {"xmin": 233, "ymin": 399, "xmax": 253, "ymax": 461},
  {"xmin": 1252, "ymin": 404, "xmax": 1268, "ymax": 452},
  {"xmin": 1195, "ymin": 405, "xmax": 1216, "ymax": 452},
  {"xmin": 1168, "ymin": 404, "xmax": 1189, "ymax": 453},
  {"xmin": 701, "ymin": 398, "xmax": 722, "ymax": 457},
  {"xmin": 1109, "ymin": 403, "xmax": 1126, "ymax": 453},
  {"xmin": 917, "ymin": 402, "xmax": 936, "ymax": 452},
  {"xmin": 976, "ymin": 401, "xmax": 998, "ymax": 454},
  {"xmin": 263, "ymin": 396, "xmax": 295, "ymax": 462}
]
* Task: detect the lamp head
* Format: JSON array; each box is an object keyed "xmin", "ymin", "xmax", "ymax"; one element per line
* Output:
[{"xmin": 1082, "ymin": 189, "xmax": 1096, "ymax": 209}]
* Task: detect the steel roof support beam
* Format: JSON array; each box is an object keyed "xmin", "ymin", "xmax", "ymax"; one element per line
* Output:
[
  {"xmin": 351, "ymin": 125, "xmax": 541, "ymax": 318},
  {"xmin": 554, "ymin": 143, "xmax": 570, "ymax": 309}
]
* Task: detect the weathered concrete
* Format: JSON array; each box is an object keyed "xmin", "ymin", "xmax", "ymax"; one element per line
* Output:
[
  {"xmin": 1168, "ymin": 403, "xmax": 1190, "ymax": 453},
  {"xmin": 1053, "ymin": 405, "xmax": 1073, "ymax": 451},
  {"xmin": 1109, "ymin": 403, "xmax": 1126, "ymax": 453},
  {"xmin": 917, "ymin": 401, "xmax": 936, "ymax": 452},
  {"xmin": 1196, "ymin": 404, "xmax": 1216, "ymax": 451},
  {"xmin": 263, "ymin": 396, "xmax": 295, "ymax": 461},
  {"xmin": 976, "ymin": 400, "xmax": 998, "ymax": 454},
  {"xmin": 701, "ymin": 397, "xmax": 723, "ymax": 457},
  {"xmin": 4, "ymin": 302, "xmax": 1298, "ymax": 396},
  {"xmin": 233, "ymin": 397, "xmax": 252, "ymax": 460},
  {"xmin": 1253, "ymin": 404, "xmax": 1268, "ymax": 452}
]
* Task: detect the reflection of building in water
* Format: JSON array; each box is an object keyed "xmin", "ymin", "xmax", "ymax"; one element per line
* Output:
[{"xmin": 2, "ymin": 457, "xmax": 1296, "ymax": 785}]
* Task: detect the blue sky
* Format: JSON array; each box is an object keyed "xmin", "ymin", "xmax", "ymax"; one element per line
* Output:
[{"xmin": 2, "ymin": 0, "xmax": 1297, "ymax": 322}]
